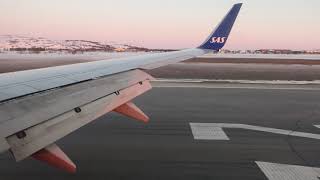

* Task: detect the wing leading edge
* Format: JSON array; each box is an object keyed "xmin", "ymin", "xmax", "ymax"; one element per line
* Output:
[{"xmin": 0, "ymin": 4, "xmax": 242, "ymax": 172}]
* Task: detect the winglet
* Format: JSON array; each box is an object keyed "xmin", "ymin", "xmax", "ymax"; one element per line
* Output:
[{"xmin": 199, "ymin": 3, "xmax": 242, "ymax": 51}]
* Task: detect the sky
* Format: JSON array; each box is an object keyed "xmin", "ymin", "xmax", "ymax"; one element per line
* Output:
[{"xmin": 0, "ymin": 0, "xmax": 319, "ymax": 50}]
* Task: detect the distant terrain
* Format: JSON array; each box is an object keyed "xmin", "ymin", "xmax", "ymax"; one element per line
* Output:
[
  {"xmin": 1, "ymin": 35, "xmax": 320, "ymax": 81},
  {"xmin": 1, "ymin": 35, "xmax": 319, "ymax": 55},
  {"xmin": 0, "ymin": 35, "xmax": 174, "ymax": 53}
]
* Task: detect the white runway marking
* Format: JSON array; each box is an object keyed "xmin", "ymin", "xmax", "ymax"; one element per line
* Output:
[
  {"xmin": 155, "ymin": 78, "xmax": 320, "ymax": 85},
  {"xmin": 256, "ymin": 161, "xmax": 320, "ymax": 180},
  {"xmin": 152, "ymin": 81, "xmax": 320, "ymax": 90},
  {"xmin": 190, "ymin": 125, "xmax": 229, "ymax": 140},
  {"xmin": 314, "ymin": 125, "xmax": 320, "ymax": 128},
  {"xmin": 189, "ymin": 123, "xmax": 320, "ymax": 140}
]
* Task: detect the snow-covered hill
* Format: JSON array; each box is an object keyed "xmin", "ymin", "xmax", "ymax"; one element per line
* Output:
[{"xmin": 0, "ymin": 35, "xmax": 150, "ymax": 52}]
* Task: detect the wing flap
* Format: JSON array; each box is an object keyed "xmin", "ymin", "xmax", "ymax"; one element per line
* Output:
[
  {"xmin": 0, "ymin": 70, "xmax": 152, "ymax": 138},
  {"xmin": 6, "ymin": 79, "xmax": 152, "ymax": 161}
]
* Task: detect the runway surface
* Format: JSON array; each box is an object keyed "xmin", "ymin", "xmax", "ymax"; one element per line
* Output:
[
  {"xmin": 1, "ymin": 83, "xmax": 320, "ymax": 179},
  {"xmin": 2, "ymin": 54, "xmax": 320, "ymax": 81}
]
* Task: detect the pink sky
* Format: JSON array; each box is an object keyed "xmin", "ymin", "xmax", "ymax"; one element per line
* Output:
[{"xmin": 0, "ymin": 0, "xmax": 319, "ymax": 50}]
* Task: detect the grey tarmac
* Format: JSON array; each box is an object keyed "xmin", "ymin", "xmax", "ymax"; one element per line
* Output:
[{"xmin": 1, "ymin": 83, "xmax": 320, "ymax": 180}]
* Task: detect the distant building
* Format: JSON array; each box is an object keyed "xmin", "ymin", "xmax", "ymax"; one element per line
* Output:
[{"xmin": 114, "ymin": 47, "xmax": 126, "ymax": 52}]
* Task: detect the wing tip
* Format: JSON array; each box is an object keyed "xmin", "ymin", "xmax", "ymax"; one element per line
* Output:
[{"xmin": 198, "ymin": 3, "xmax": 243, "ymax": 51}]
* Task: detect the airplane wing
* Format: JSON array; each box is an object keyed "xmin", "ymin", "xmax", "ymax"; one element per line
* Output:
[{"xmin": 0, "ymin": 3, "xmax": 242, "ymax": 173}]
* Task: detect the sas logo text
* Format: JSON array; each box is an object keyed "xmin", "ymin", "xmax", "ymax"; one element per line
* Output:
[{"xmin": 210, "ymin": 37, "xmax": 226, "ymax": 44}]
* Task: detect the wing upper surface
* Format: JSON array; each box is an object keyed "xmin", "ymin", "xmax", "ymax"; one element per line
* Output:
[{"xmin": 0, "ymin": 48, "xmax": 207, "ymax": 102}]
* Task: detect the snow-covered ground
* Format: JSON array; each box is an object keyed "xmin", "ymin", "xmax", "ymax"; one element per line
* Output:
[
  {"xmin": 0, "ymin": 51, "xmax": 150, "ymax": 61},
  {"xmin": 0, "ymin": 35, "xmax": 148, "ymax": 52}
]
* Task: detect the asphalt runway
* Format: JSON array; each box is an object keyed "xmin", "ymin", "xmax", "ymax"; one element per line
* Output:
[
  {"xmin": 1, "ymin": 83, "xmax": 320, "ymax": 179},
  {"xmin": 2, "ymin": 55, "xmax": 320, "ymax": 81}
]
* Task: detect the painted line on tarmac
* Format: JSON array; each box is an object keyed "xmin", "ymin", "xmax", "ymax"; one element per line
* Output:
[
  {"xmin": 155, "ymin": 78, "xmax": 320, "ymax": 85},
  {"xmin": 189, "ymin": 123, "xmax": 320, "ymax": 140},
  {"xmin": 189, "ymin": 125, "xmax": 229, "ymax": 140},
  {"xmin": 314, "ymin": 125, "xmax": 320, "ymax": 128},
  {"xmin": 152, "ymin": 82, "xmax": 320, "ymax": 90},
  {"xmin": 256, "ymin": 161, "xmax": 320, "ymax": 180}
]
